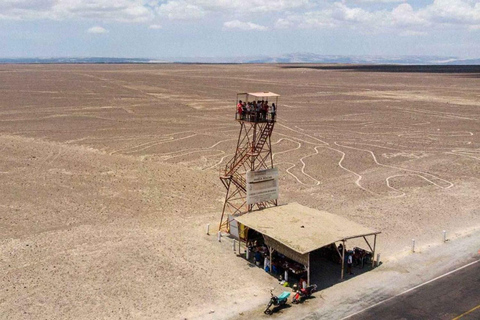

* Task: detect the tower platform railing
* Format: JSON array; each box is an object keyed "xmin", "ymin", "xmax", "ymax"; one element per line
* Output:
[{"xmin": 235, "ymin": 111, "xmax": 276, "ymax": 123}]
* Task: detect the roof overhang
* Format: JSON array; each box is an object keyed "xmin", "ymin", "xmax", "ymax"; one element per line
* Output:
[
  {"xmin": 237, "ymin": 92, "xmax": 280, "ymax": 98},
  {"xmin": 235, "ymin": 202, "xmax": 380, "ymax": 255}
]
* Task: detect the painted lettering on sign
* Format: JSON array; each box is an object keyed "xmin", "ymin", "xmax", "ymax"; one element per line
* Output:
[{"xmin": 246, "ymin": 168, "xmax": 279, "ymax": 205}]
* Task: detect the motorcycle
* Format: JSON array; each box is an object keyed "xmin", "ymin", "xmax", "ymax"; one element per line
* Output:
[
  {"xmin": 292, "ymin": 284, "xmax": 317, "ymax": 304},
  {"xmin": 264, "ymin": 289, "xmax": 291, "ymax": 315}
]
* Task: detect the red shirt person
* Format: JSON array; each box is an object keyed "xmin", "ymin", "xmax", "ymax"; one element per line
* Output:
[{"xmin": 237, "ymin": 100, "xmax": 243, "ymax": 119}]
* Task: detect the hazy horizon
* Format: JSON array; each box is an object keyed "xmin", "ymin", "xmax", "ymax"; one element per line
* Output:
[
  {"xmin": 2, "ymin": 53, "xmax": 480, "ymax": 66},
  {"xmin": 0, "ymin": 53, "xmax": 473, "ymax": 60}
]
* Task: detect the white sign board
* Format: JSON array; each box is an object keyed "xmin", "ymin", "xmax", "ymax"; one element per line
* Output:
[
  {"xmin": 246, "ymin": 168, "xmax": 279, "ymax": 205},
  {"xmin": 229, "ymin": 216, "xmax": 239, "ymax": 239}
]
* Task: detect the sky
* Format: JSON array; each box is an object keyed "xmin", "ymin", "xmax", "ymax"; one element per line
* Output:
[{"xmin": 0, "ymin": 0, "xmax": 480, "ymax": 59}]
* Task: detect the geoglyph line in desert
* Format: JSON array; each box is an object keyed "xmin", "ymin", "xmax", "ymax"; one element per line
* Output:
[
  {"xmin": 277, "ymin": 121, "xmax": 382, "ymax": 194},
  {"xmin": 334, "ymin": 142, "xmax": 454, "ymax": 189}
]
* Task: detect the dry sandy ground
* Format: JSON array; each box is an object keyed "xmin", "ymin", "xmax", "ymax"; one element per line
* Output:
[{"xmin": 0, "ymin": 64, "xmax": 479, "ymax": 319}]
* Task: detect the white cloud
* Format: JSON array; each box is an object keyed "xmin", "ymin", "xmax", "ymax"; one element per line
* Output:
[
  {"xmin": 156, "ymin": 1, "xmax": 205, "ymax": 20},
  {"xmin": 87, "ymin": 26, "xmax": 108, "ymax": 34},
  {"xmin": 275, "ymin": 18, "xmax": 294, "ymax": 29},
  {"xmin": 223, "ymin": 20, "xmax": 268, "ymax": 31},
  {"xmin": 0, "ymin": 0, "xmax": 56, "ymax": 20},
  {"xmin": 391, "ymin": 3, "xmax": 428, "ymax": 27},
  {"xmin": 330, "ymin": 3, "xmax": 377, "ymax": 24},
  {"xmin": 1, "ymin": 0, "xmax": 480, "ymax": 36},
  {"xmin": 345, "ymin": 0, "xmax": 406, "ymax": 3},
  {"xmin": 155, "ymin": 0, "xmax": 310, "ymax": 20},
  {"xmin": 425, "ymin": 0, "xmax": 480, "ymax": 25},
  {"xmin": 148, "ymin": 24, "xmax": 162, "ymax": 29},
  {"xmin": 0, "ymin": 0, "xmax": 311, "ymax": 21},
  {"xmin": 191, "ymin": 0, "xmax": 310, "ymax": 13},
  {"xmin": 278, "ymin": 0, "xmax": 480, "ymax": 35},
  {"xmin": 0, "ymin": 0, "xmax": 56, "ymax": 10},
  {"xmin": 397, "ymin": 0, "xmax": 480, "ymax": 29},
  {"xmin": 0, "ymin": 0, "xmax": 154, "ymax": 22},
  {"xmin": 54, "ymin": 0, "xmax": 154, "ymax": 23},
  {"xmin": 295, "ymin": 2, "xmax": 389, "ymax": 30}
]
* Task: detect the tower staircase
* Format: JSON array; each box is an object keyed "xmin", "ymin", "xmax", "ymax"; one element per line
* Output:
[{"xmin": 219, "ymin": 120, "xmax": 276, "ymax": 231}]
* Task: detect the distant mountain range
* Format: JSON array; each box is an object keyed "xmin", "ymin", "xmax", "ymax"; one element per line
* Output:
[
  {"xmin": 1, "ymin": 53, "xmax": 480, "ymax": 65},
  {"xmin": 238, "ymin": 53, "xmax": 480, "ymax": 65}
]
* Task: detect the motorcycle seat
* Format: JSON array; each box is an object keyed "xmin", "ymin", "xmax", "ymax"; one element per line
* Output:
[{"xmin": 278, "ymin": 291, "xmax": 290, "ymax": 300}]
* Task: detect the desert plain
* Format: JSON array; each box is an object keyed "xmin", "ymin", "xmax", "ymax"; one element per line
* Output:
[{"xmin": 0, "ymin": 63, "xmax": 479, "ymax": 319}]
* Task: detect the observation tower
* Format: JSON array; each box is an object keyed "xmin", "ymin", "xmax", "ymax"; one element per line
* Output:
[{"xmin": 219, "ymin": 92, "xmax": 279, "ymax": 232}]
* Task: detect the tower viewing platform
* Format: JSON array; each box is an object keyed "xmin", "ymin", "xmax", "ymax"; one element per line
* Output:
[{"xmin": 235, "ymin": 92, "xmax": 278, "ymax": 123}]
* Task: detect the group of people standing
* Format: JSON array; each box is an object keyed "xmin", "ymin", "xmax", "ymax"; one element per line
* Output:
[
  {"xmin": 236, "ymin": 100, "xmax": 276, "ymax": 122},
  {"xmin": 338, "ymin": 244, "xmax": 371, "ymax": 276}
]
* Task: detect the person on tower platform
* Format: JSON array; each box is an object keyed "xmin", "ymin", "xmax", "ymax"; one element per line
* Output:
[
  {"xmin": 271, "ymin": 103, "xmax": 276, "ymax": 121},
  {"xmin": 262, "ymin": 101, "xmax": 269, "ymax": 121},
  {"xmin": 237, "ymin": 100, "xmax": 243, "ymax": 120},
  {"xmin": 241, "ymin": 102, "xmax": 247, "ymax": 120},
  {"xmin": 256, "ymin": 100, "xmax": 262, "ymax": 121},
  {"xmin": 246, "ymin": 102, "xmax": 253, "ymax": 121}
]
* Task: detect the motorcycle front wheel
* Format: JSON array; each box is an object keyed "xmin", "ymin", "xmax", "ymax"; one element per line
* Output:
[{"xmin": 264, "ymin": 301, "xmax": 273, "ymax": 315}]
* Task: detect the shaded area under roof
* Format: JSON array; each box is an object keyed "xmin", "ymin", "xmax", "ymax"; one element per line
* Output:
[{"xmin": 235, "ymin": 202, "xmax": 380, "ymax": 255}]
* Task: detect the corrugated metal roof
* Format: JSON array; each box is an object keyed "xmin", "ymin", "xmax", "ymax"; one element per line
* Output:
[{"xmin": 235, "ymin": 202, "xmax": 379, "ymax": 255}]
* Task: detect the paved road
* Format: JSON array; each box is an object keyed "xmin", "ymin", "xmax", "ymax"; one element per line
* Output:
[{"xmin": 347, "ymin": 260, "xmax": 480, "ymax": 320}]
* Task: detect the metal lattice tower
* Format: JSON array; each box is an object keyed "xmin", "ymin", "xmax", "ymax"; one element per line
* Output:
[{"xmin": 218, "ymin": 92, "xmax": 278, "ymax": 232}]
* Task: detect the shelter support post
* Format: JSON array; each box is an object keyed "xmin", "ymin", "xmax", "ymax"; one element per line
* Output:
[
  {"xmin": 341, "ymin": 240, "xmax": 346, "ymax": 280},
  {"xmin": 307, "ymin": 253, "xmax": 310, "ymax": 286},
  {"xmin": 372, "ymin": 234, "xmax": 377, "ymax": 268},
  {"xmin": 269, "ymin": 246, "xmax": 273, "ymax": 274}
]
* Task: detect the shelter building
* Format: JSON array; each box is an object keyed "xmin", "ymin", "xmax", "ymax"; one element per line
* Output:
[{"xmin": 234, "ymin": 202, "xmax": 380, "ymax": 285}]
